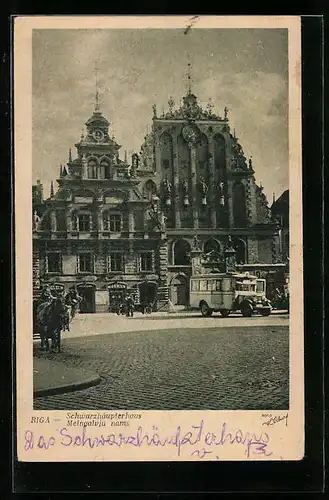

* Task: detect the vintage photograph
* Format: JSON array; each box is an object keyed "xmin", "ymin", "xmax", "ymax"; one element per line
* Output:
[
  {"xmin": 15, "ymin": 16, "xmax": 303, "ymax": 462},
  {"xmin": 31, "ymin": 26, "xmax": 290, "ymax": 411}
]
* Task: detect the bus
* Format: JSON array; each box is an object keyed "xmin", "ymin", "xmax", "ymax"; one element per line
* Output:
[{"xmin": 190, "ymin": 272, "xmax": 272, "ymax": 317}]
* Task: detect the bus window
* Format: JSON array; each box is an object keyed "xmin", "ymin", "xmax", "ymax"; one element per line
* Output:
[
  {"xmin": 222, "ymin": 278, "xmax": 231, "ymax": 291},
  {"xmin": 200, "ymin": 280, "xmax": 207, "ymax": 291},
  {"xmin": 236, "ymin": 282, "xmax": 252, "ymax": 292},
  {"xmin": 216, "ymin": 280, "xmax": 222, "ymax": 291},
  {"xmin": 191, "ymin": 280, "xmax": 199, "ymax": 292},
  {"xmin": 256, "ymin": 280, "xmax": 265, "ymax": 293},
  {"xmin": 207, "ymin": 280, "xmax": 216, "ymax": 291}
]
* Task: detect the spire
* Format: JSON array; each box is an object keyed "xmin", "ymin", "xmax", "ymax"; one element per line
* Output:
[
  {"xmin": 273, "ymin": 191, "xmax": 276, "ymax": 204},
  {"xmin": 124, "ymin": 150, "xmax": 127, "ymax": 163},
  {"xmin": 94, "ymin": 59, "xmax": 100, "ymax": 112},
  {"xmin": 50, "ymin": 181, "xmax": 54, "ymax": 198},
  {"xmin": 60, "ymin": 164, "xmax": 63, "ymax": 177},
  {"xmin": 233, "ymin": 128, "xmax": 236, "ymax": 138},
  {"xmin": 62, "ymin": 166, "xmax": 68, "ymax": 177},
  {"xmin": 69, "ymin": 148, "xmax": 72, "ymax": 162},
  {"xmin": 224, "ymin": 106, "xmax": 229, "ymax": 120}
]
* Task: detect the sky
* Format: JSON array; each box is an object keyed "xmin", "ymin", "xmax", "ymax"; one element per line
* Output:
[{"xmin": 32, "ymin": 28, "xmax": 288, "ymax": 202}]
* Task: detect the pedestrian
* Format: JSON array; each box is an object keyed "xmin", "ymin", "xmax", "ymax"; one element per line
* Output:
[{"xmin": 125, "ymin": 293, "xmax": 135, "ymax": 317}]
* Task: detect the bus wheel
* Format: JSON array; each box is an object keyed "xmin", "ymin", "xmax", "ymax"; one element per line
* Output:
[
  {"xmin": 241, "ymin": 302, "xmax": 253, "ymax": 317},
  {"xmin": 259, "ymin": 307, "xmax": 271, "ymax": 316},
  {"xmin": 220, "ymin": 309, "xmax": 230, "ymax": 318},
  {"xmin": 200, "ymin": 302, "xmax": 212, "ymax": 317}
]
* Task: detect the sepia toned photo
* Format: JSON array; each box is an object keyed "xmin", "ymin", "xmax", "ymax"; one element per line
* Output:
[{"xmin": 15, "ymin": 16, "xmax": 303, "ymax": 462}]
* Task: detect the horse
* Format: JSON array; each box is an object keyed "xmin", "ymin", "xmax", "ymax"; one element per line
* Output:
[{"xmin": 35, "ymin": 296, "xmax": 66, "ymax": 352}]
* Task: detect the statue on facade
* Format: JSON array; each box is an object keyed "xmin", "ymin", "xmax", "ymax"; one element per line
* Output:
[
  {"xmin": 199, "ymin": 177, "xmax": 208, "ymax": 205},
  {"xmin": 248, "ymin": 157, "xmax": 253, "ymax": 169},
  {"xmin": 182, "ymin": 180, "xmax": 189, "ymax": 206},
  {"xmin": 163, "ymin": 179, "xmax": 172, "ymax": 205},
  {"xmin": 152, "ymin": 103, "xmax": 157, "ymax": 118},
  {"xmin": 193, "ymin": 234, "xmax": 201, "ymax": 251},
  {"xmin": 182, "ymin": 180, "xmax": 189, "ymax": 195},
  {"xmin": 219, "ymin": 181, "xmax": 225, "ymax": 206},
  {"xmin": 32, "ymin": 210, "xmax": 41, "ymax": 231}
]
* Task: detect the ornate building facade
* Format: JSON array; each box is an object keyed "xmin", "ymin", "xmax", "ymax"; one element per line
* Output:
[
  {"xmin": 33, "ymin": 88, "xmax": 283, "ymax": 311},
  {"xmin": 136, "ymin": 90, "xmax": 281, "ymax": 305},
  {"xmin": 33, "ymin": 103, "xmax": 168, "ymax": 312}
]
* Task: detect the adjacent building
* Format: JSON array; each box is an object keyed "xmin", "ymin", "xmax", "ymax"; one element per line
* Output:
[{"xmin": 33, "ymin": 102, "xmax": 168, "ymax": 312}]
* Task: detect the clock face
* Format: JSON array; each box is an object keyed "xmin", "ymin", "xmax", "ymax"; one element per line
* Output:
[
  {"xmin": 93, "ymin": 129, "xmax": 104, "ymax": 142},
  {"xmin": 182, "ymin": 124, "xmax": 199, "ymax": 145}
]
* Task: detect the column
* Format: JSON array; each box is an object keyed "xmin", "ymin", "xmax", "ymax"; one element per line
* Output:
[
  {"xmin": 50, "ymin": 211, "xmax": 57, "ymax": 231},
  {"xmin": 227, "ymin": 181, "xmax": 234, "ymax": 228},
  {"xmin": 97, "ymin": 206, "xmax": 103, "ymax": 232},
  {"xmin": 66, "ymin": 208, "xmax": 72, "ymax": 232},
  {"xmin": 209, "ymin": 138, "xmax": 217, "ymax": 228},
  {"xmin": 172, "ymin": 135, "xmax": 181, "ymax": 229},
  {"xmin": 128, "ymin": 209, "xmax": 134, "ymax": 238},
  {"xmin": 190, "ymin": 147, "xmax": 199, "ymax": 229}
]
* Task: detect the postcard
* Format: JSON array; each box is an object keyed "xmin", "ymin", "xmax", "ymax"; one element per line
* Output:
[{"xmin": 15, "ymin": 15, "xmax": 303, "ymax": 462}]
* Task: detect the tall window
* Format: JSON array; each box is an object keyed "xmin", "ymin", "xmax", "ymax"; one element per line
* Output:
[
  {"xmin": 160, "ymin": 132, "xmax": 173, "ymax": 172},
  {"xmin": 46, "ymin": 253, "xmax": 62, "ymax": 273},
  {"xmin": 144, "ymin": 180, "xmax": 157, "ymax": 201},
  {"xmin": 87, "ymin": 159, "xmax": 97, "ymax": 179},
  {"xmin": 100, "ymin": 159, "xmax": 110, "ymax": 179},
  {"xmin": 214, "ymin": 134, "xmax": 226, "ymax": 170},
  {"xmin": 173, "ymin": 239, "xmax": 191, "ymax": 266},
  {"xmin": 140, "ymin": 252, "xmax": 153, "ymax": 272},
  {"xmin": 78, "ymin": 253, "xmax": 93, "ymax": 273},
  {"xmin": 78, "ymin": 214, "xmax": 90, "ymax": 232},
  {"xmin": 109, "ymin": 214, "xmax": 121, "ymax": 232},
  {"xmin": 109, "ymin": 253, "xmax": 124, "ymax": 272},
  {"xmin": 233, "ymin": 182, "xmax": 247, "ymax": 228}
]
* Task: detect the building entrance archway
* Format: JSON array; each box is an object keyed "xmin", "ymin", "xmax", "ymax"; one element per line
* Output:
[
  {"xmin": 170, "ymin": 274, "xmax": 189, "ymax": 306},
  {"xmin": 138, "ymin": 281, "xmax": 158, "ymax": 308},
  {"xmin": 77, "ymin": 284, "xmax": 96, "ymax": 313}
]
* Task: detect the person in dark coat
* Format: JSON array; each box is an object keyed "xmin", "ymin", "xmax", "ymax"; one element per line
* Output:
[{"xmin": 125, "ymin": 293, "xmax": 135, "ymax": 317}]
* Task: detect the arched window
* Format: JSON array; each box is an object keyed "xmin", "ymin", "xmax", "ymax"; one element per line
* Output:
[
  {"xmin": 196, "ymin": 134, "xmax": 209, "ymax": 174},
  {"xmin": 99, "ymin": 158, "xmax": 110, "ymax": 179},
  {"xmin": 144, "ymin": 180, "xmax": 157, "ymax": 201},
  {"xmin": 214, "ymin": 134, "xmax": 226, "ymax": 171},
  {"xmin": 87, "ymin": 159, "xmax": 97, "ymax": 179},
  {"xmin": 235, "ymin": 238, "xmax": 247, "ymax": 264},
  {"xmin": 160, "ymin": 132, "xmax": 173, "ymax": 172},
  {"xmin": 233, "ymin": 181, "xmax": 247, "ymax": 227},
  {"xmin": 177, "ymin": 134, "xmax": 191, "ymax": 177},
  {"xmin": 204, "ymin": 238, "xmax": 221, "ymax": 255},
  {"xmin": 173, "ymin": 239, "xmax": 191, "ymax": 266}
]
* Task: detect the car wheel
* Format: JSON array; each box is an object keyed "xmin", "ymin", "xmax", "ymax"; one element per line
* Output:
[
  {"xmin": 220, "ymin": 309, "xmax": 230, "ymax": 318},
  {"xmin": 241, "ymin": 302, "xmax": 253, "ymax": 317},
  {"xmin": 200, "ymin": 302, "xmax": 212, "ymax": 317}
]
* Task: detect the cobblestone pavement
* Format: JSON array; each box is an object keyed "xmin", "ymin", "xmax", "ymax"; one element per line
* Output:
[{"xmin": 34, "ymin": 322, "xmax": 289, "ymax": 411}]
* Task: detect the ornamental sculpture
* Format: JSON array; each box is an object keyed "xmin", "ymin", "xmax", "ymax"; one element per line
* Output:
[
  {"xmin": 162, "ymin": 179, "xmax": 172, "ymax": 205},
  {"xmin": 199, "ymin": 177, "xmax": 208, "ymax": 205},
  {"xmin": 32, "ymin": 210, "xmax": 41, "ymax": 231},
  {"xmin": 219, "ymin": 181, "xmax": 225, "ymax": 206},
  {"xmin": 182, "ymin": 180, "xmax": 189, "ymax": 206}
]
